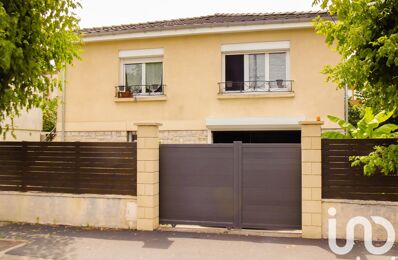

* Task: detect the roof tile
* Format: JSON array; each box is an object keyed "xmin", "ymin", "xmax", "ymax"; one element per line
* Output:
[{"xmin": 82, "ymin": 11, "xmax": 330, "ymax": 37}]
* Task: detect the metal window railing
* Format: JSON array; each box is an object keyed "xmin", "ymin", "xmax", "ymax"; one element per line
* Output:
[
  {"xmin": 115, "ymin": 85, "xmax": 165, "ymax": 98},
  {"xmin": 218, "ymin": 80, "xmax": 293, "ymax": 94}
]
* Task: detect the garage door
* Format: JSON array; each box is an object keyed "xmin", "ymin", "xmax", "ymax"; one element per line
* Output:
[{"xmin": 159, "ymin": 141, "xmax": 301, "ymax": 230}]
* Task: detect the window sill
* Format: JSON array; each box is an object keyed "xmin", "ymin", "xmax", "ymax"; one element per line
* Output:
[
  {"xmin": 217, "ymin": 92, "xmax": 295, "ymax": 99},
  {"xmin": 114, "ymin": 95, "xmax": 167, "ymax": 102}
]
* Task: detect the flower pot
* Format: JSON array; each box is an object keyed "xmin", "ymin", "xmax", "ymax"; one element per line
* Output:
[
  {"xmin": 276, "ymin": 80, "xmax": 284, "ymax": 88},
  {"xmin": 119, "ymin": 91, "xmax": 132, "ymax": 98}
]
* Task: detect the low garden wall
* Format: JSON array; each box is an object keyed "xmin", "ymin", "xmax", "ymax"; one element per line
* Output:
[
  {"xmin": 321, "ymin": 139, "xmax": 398, "ymax": 242},
  {"xmin": 322, "ymin": 199, "xmax": 398, "ymax": 242},
  {"xmin": 0, "ymin": 191, "xmax": 137, "ymax": 229}
]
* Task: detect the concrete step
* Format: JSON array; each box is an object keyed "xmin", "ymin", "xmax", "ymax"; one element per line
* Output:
[{"xmin": 159, "ymin": 224, "xmax": 302, "ymax": 238}]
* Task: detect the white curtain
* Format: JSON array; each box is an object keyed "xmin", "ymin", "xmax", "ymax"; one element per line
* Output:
[
  {"xmin": 269, "ymin": 53, "xmax": 286, "ymax": 81},
  {"xmin": 146, "ymin": 62, "xmax": 162, "ymax": 85},
  {"xmin": 249, "ymin": 54, "xmax": 265, "ymax": 89}
]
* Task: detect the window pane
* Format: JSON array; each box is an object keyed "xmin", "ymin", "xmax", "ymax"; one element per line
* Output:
[
  {"xmin": 125, "ymin": 63, "xmax": 142, "ymax": 87},
  {"xmin": 145, "ymin": 62, "xmax": 163, "ymax": 93},
  {"xmin": 146, "ymin": 62, "xmax": 162, "ymax": 85},
  {"xmin": 269, "ymin": 53, "xmax": 286, "ymax": 81},
  {"xmin": 249, "ymin": 54, "xmax": 265, "ymax": 82},
  {"xmin": 225, "ymin": 55, "xmax": 244, "ymax": 91}
]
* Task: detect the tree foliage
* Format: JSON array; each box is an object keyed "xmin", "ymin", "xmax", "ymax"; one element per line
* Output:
[
  {"xmin": 313, "ymin": 0, "xmax": 398, "ymax": 115},
  {"xmin": 348, "ymin": 101, "xmax": 363, "ymax": 126},
  {"xmin": 0, "ymin": 0, "xmax": 81, "ymax": 133},
  {"xmin": 323, "ymin": 107, "xmax": 398, "ymax": 176},
  {"xmin": 322, "ymin": 107, "xmax": 398, "ymax": 139},
  {"xmin": 348, "ymin": 92, "xmax": 365, "ymax": 126},
  {"xmin": 42, "ymin": 98, "xmax": 58, "ymax": 132},
  {"xmin": 351, "ymin": 144, "xmax": 398, "ymax": 176},
  {"xmin": 314, "ymin": 0, "xmax": 398, "ymax": 176}
]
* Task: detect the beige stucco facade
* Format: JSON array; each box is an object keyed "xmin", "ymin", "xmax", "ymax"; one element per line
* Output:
[{"xmin": 58, "ymin": 27, "xmax": 343, "ymax": 140}]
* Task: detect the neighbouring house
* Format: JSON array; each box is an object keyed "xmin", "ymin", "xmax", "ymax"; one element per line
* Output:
[
  {"xmin": 57, "ymin": 11, "xmax": 344, "ymax": 143},
  {"xmin": 2, "ymin": 108, "xmax": 43, "ymax": 141}
]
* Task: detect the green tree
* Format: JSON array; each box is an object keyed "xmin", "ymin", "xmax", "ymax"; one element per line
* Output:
[
  {"xmin": 348, "ymin": 99, "xmax": 363, "ymax": 126},
  {"xmin": 351, "ymin": 144, "xmax": 398, "ymax": 176},
  {"xmin": 314, "ymin": 0, "xmax": 398, "ymax": 176},
  {"xmin": 42, "ymin": 98, "xmax": 58, "ymax": 132},
  {"xmin": 323, "ymin": 107, "xmax": 398, "ymax": 139},
  {"xmin": 313, "ymin": 0, "xmax": 398, "ymax": 114},
  {"xmin": 0, "ymin": 0, "xmax": 81, "ymax": 134},
  {"xmin": 323, "ymin": 108, "xmax": 398, "ymax": 176}
]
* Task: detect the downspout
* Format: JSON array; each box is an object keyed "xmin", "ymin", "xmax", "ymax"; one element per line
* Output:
[
  {"xmin": 61, "ymin": 68, "xmax": 66, "ymax": 141},
  {"xmin": 344, "ymin": 85, "xmax": 349, "ymax": 122},
  {"xmin": 344, "ymin": 85, "xmax": 349, "ymax": 135}
]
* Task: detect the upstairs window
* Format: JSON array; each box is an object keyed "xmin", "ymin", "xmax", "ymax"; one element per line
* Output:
[
  {"xmin": 123, "ymin": 60, "xmax": 163, "ymax": 95},
  {"xmin": 220, "ymin": 42, "xmax": 291, "ymax": 94},
  {"xmin": 117, "ymin": 48, "xmax": 165, "ymax": 98},
  {"xmin": 224, "ymin": 52, "xmax": 288, "ymax": 92}
]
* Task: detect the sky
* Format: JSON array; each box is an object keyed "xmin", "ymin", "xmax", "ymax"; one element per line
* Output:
[{"xmin": 77, "ymin": 0, "xmax": 319, "ymax": 29}]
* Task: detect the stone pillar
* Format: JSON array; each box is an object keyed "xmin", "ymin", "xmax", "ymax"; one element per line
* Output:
[
  {"xmin": 299, "ymin": 121, "xmax": 323, "ymax": 239},
  {"xmin": 135, "ymin": 123, "xmax": 161, "ymax": 231}
]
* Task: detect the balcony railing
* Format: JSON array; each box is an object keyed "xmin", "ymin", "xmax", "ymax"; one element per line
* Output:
[
  {"xmin": 115, "ymin": 85, "xmax": 165, "ymax": 98},
  {"xmin": 218, "ymin": 80, "xmax": 293, "ymax": 94}
]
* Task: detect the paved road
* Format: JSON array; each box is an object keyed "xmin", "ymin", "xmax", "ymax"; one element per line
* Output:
[{"xmin": 0, "ymin": 223, "xmax": 397, "ymax": 260}]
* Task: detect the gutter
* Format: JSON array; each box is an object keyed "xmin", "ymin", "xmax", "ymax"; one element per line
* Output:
[
  {"xmin": 82, "ymin": 18, "xmax": 318, "ymax": 37},
  {"xmin": 82, "ymin": 21, "xmax": 314, "ymax": 43}
]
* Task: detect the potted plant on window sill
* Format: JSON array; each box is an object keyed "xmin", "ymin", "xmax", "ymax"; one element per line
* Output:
[
  {"xmin": 117, "ymin": 86, "xmax": 133, "ymax": 98},
  {"xmin": 276, "ymin": 79, "xmax": 284, "ymax": 88},
  {"xmin": 119, "ymin": 91, "xmax": 133, "ymax": 98}
]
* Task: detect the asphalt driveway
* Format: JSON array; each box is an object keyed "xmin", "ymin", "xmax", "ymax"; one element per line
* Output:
[{"xmin": 0, "ymin": 223, "xmax": 396, "ymax": 260}]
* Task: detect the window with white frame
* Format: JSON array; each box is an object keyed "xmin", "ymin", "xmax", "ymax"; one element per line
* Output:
[
  {"xmin": 117, "ymin": 48, "xmax": 165, "ymax": 98},
  {"xmin": 221, "ymin": 41, "xmax": 291, "ymax": 93},
  {"xmin": 121, "ymin": 58, "xmax": 163, "ymax": 95}
]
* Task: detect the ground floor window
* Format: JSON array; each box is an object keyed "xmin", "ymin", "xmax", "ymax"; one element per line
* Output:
[
  {"xmin": 127, "ymin": 131, "xmax": 137, "ymax": 142},
  {"xmin": 212, "ymin": 130, "xmax": 300, "ymax": 143}
]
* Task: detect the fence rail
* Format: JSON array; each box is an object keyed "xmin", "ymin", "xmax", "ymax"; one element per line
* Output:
[
  {"xmin": 0, "ymin": 142, "xmax": 137, "ymax": 195},
  {"xmin": 322, "ymin": 139, "xmax": 398, "ymax": 201}
]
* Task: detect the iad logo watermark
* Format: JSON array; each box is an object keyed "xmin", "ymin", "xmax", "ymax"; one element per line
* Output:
[{"xmin": 328, "ymin": 207, "xmax": 396, "ymax": 259}]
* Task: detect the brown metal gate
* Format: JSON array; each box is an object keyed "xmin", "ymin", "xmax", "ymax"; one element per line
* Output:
[{"xmin": 159, "ymin": 141, "xmax": 301, "ymax": 230}]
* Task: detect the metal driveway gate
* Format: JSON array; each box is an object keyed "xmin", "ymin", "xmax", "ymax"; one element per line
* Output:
[{"xmin": 159, "ymin": 142, "xmax": 301, "ymax": 230}]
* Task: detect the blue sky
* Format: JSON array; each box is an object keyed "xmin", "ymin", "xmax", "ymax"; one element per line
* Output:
[{"xmin": 77, "ymin": 0, "xmax": 318, "ymax": 28}]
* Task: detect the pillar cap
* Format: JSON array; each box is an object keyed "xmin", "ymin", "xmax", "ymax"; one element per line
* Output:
[
  {"xmin": 134, "ymin": 123, "xmax": 162, "ymax": 126},
  {"xmin": 299, "ymin": 121, "xmax": 324, "ymax": 125}
]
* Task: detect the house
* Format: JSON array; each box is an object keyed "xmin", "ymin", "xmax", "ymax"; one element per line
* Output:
[
  {"xmin": 2, "ymin": 108, "xmax": 43, "ymax": 141},
  {"xmin": 57, "ymin": 11, "xmax": 344, "ymax": 143}
]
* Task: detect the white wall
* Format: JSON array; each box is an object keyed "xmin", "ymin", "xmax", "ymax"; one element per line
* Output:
[
  {"xmin": 2, "ymin": 108, "xmax": 43, "ymax": 141},
  {"xmin": 322, "ymin": 199, "xmax": 398, "ymax": 242}
]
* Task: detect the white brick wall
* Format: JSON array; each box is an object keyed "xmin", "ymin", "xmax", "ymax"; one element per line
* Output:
[
  {"xmin": 63, "ymin": 131, "xmax": 128, "ymax": 142},
  {"xmin": 60, "ymin": 130, "xmax": 208, "ymax": 144},
  {"xmin": 159, "ymin": 130, "xmax": 208, "ymax": 144}
]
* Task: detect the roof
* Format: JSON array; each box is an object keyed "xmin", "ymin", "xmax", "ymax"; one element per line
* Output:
[{"xmin": 82, "ymin": 11, "xmax": 330, "ymax": 37}]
